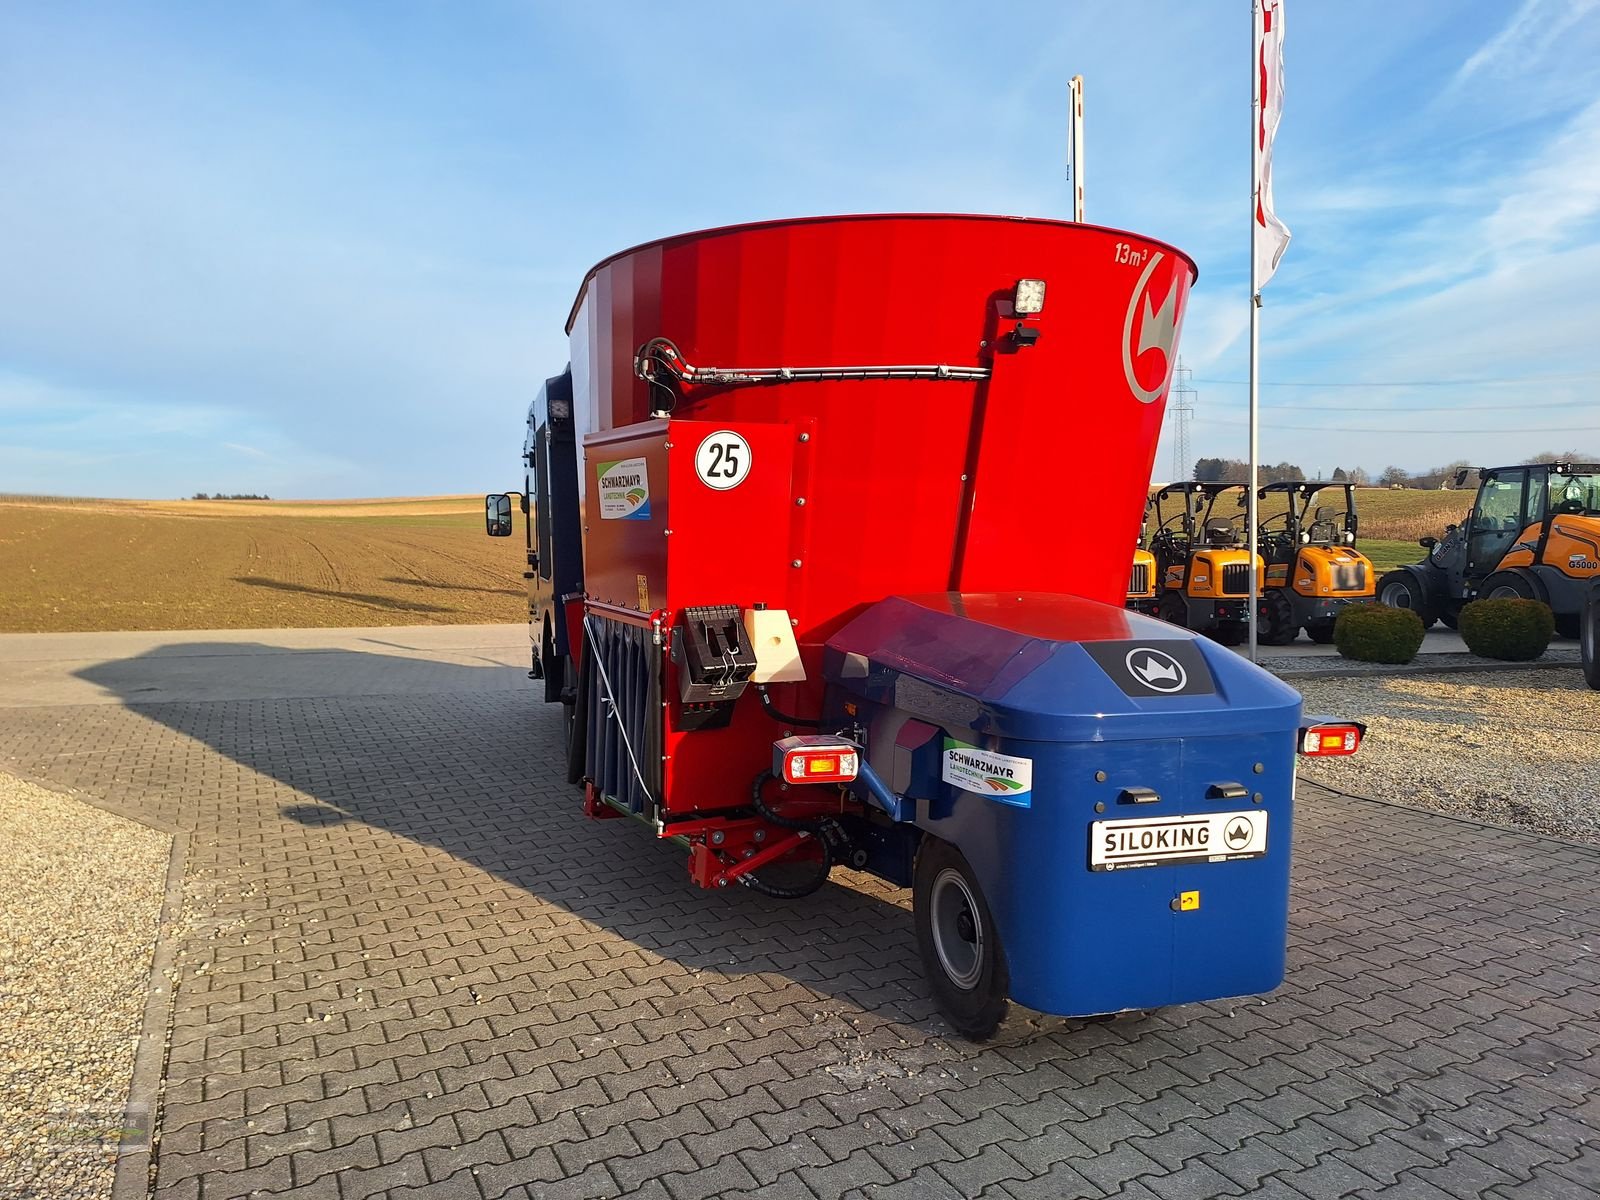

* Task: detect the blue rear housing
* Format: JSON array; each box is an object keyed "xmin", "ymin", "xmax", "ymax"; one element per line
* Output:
[{"xmin": 824, "ymin": 593, "xmax": 1304, "ymax": 1018}]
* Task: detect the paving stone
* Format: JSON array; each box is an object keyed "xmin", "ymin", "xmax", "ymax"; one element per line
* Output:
[{"xmin": 5, "ymin": 644, "xmax": 1598, "ymax": 1200}]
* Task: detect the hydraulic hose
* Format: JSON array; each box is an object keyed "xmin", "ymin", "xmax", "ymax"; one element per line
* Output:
[
  {"xmin": 749, "ymin": 769, "xmax": 824, "ymax": 831},
  {"xmin": 755, "ymin": 684, "xmax": 823, "ymax": 729},
  {"xmin": 741, "ymin": 769, "xmax": 834, "ymax": 899}
]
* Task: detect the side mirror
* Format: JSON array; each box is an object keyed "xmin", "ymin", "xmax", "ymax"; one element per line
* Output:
[
  {"xmin": 1419, "ymin": 536, "xmax": 1437, "ymax": 549},
  {"xmin": 485, "ymin": 493, "xmax": 513, "ymax": 537},
  {"xmin": 1454, "ymin": 469, "xmax": 1469, "ymax": 487}
]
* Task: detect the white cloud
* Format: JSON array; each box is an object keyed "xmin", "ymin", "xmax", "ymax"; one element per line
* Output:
[
  {"xmin": 1456, "ymin": 0, "xmax": 1600, "ymax": 83},
  {"xmin": 1481, "ymin": 96, "xmax": 1600, "ymax": 257}
]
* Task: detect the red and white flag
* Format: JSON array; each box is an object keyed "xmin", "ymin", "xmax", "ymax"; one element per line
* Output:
[{"xmin": 1254, "ymin": 0, "xmax": 1290, "ymax": 288}]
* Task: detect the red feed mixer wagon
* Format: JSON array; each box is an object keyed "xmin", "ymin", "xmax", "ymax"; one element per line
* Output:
[{"xmin": 486, "ymin": 213, "xmax": 1361, "ymax": 1037}]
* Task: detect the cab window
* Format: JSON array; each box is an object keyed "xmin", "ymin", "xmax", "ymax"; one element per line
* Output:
[{"xmin": 1473, "ymin": 471, "xmax": 1527, "ymax": 530}]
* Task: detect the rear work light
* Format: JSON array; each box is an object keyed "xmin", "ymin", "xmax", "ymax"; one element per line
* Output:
[
  {"xmin": 773, "ymin": 735, "xmax": 860, "ymax": 784},
  {"xmin": 1298, "ymin": 721, "xmax": 1366, "ymax": 757}
]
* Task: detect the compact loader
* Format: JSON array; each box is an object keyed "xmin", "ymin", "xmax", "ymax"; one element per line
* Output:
[
  {"xmin": 1147, "ymin": 482, "xmax": 1265, "ymax": 645},
  {"xmin": 1126, "ymin": 498, "xmax": 1158, "ymax": 614},
  {"xmin": 1255, "ymin": 481, "xmax": 1376, "ymax": 644},
  {"xmin": 1378, "ymin": 462, "xmax": 1600, "ymax": 637}
]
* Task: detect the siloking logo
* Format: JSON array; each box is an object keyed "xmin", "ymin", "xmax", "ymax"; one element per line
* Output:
[
  {"xmin": 1124, "ymin": 647, "xmax": 1188, "ymax": 693},
  {"xmin": 1122, "ymin": 252, "xmax": 1183, "ymax": 405}
]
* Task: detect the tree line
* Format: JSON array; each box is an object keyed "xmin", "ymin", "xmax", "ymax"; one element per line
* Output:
[
  {"xmin": 1189, "ymin": 451, "xmax": 1594, "ymax": 489},
  {"xmin": 191, "ymin": 493, "xmax": 272, "ymax": 500}
]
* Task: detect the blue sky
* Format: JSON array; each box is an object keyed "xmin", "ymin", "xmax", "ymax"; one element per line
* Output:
[{"xmin": 4, "ymin": 1, "xmax": 1599, "ymax": 498}]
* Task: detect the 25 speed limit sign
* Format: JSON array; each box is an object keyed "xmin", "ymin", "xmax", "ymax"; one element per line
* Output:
[{"xmin": 694, "ymin": 430, "xmax": 751, "ymax": 490}]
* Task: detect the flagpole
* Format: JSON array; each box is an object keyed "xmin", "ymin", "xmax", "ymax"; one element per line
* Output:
[
  {"xmin": 1247, "ymin": 0, "xmax": 1262, "ymax": 663},
  {"xmin": 1068, "ymin": 75, "xmax": 1085, "ymax": 223}
]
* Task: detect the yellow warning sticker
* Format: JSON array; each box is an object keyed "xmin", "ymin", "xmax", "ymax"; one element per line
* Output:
[{"xmin": 1179, "ymin": 891, "xmax": 1200, "ymax": 912}]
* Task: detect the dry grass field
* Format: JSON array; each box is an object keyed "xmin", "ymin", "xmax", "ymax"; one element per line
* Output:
[
  {"xmin": 0, "ymin": 495, "xmax": 527, "ymax": 632},
  {"xmin": 1352, "ymin": 487, "xmax": 1474, "ymax": 542},
  {"xmin": 1, "ymin": 487, "xmax": 1474, "ymax": 634}
]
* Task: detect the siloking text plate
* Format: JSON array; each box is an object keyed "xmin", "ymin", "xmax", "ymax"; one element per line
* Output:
[{"xmin": 1089, "ymin": 810, "xmax": 1268, "ymax": 871}]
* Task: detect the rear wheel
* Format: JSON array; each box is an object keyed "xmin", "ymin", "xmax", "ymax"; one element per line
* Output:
[
  {"xmin": 541, "ymin": 619, "xmax": 563, "ymax": 703},
  {"xmin": 566, "ymin": 650, "xmax": 590, "ymax": 785},
  {"xmin": 1259, "ymin": 591, "xmax": 1298, "ymax": 645},
  {"xmin": 1582, "ymin": 586, "xmax": 1600, "ymax": 690},
  {"xmin": 914, "ymin": 839, "xmax": 1009, "ymax": 1041},
  {"xmin": 1481, "ymin": 571, "xmax": 1538, "ymax": 601},
  {"xmin": 1377, "ymin": 570, "xmax": 1437, "ymax": 629},
  {"xmin": 1304, "ymin": 620, "xmax": 1336, "ymax": 644},
  {"xmin": 1439, "ymin": 606, "xmax": 1460, "ymax": 630},
  {"xmin": 1156, "ymin": 591, "xmax": 1188, "ymax": 630}
]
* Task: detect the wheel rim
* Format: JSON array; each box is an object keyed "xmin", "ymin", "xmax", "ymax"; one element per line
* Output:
[
  {"xmin": 1487, "ymin": 584, "xmax": 1521, "ymax": 600},
  {"xmin": 1380, "ymin": 581, "xmax": 1413, "ymax": 608},
  {"xmin": 929, "ymin": 867, "xmax": 984, "ymax": 990}
]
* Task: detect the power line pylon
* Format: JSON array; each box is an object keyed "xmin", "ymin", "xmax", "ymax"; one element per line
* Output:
[{"xmin": 1171, "ymin": 359, "xmax": 1195, "ymax": 480}]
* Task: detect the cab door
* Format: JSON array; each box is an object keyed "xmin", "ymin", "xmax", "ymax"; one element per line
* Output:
[{"xmin": 1466, "ymin": 468, "xmax": 1530, "ymax": 581}]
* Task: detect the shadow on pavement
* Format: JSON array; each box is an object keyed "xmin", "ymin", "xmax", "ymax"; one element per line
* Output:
[{"xmin": 76, "ymin": 643, "xmax": 959, "ymax": 1032}]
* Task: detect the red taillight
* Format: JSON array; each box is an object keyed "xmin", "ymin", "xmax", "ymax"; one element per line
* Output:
[
  {"xmin": 1298, "ymin": 721, "xmax": 1365, "ymax": 757},
  {"xmin": 773, "ymin": 735, "xmax": 860, "ymax": 784}
]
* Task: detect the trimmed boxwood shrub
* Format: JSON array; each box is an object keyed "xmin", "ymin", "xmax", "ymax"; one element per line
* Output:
[
  {"xmin": 1334, "ymin": 602, "xmax": 1425, "ymax": 664},
  {"xmin": 1458, "ymin": 597, "xmax": 1554, "ymax": 661}
]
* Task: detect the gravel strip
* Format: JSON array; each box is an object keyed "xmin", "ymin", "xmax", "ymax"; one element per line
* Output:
[
  {"xmin": 1259, "ymin": 648, "xmax": 1581, "ymax": 677},
  {"xmin": 0, "ymin": 774, "xmax": 170, "ymax": 1199},
  {"xmin": 1295, "ymin": 670, "xmax": 1600, "ymax": 843}
]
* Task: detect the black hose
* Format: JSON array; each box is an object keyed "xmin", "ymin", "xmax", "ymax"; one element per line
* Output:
[
  {"xmin": 740, "ymin": 770, "xmax": 833, "ymax": 899},
  {"xmin": 755, "ymin": 684, "xmax": 823, "ymax": 729},
  {"xmin": 749, "ymin": 769, "xmax": 822, "ymax": 831}
]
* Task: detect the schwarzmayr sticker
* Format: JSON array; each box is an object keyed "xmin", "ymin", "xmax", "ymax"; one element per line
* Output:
[
  {"xmin": 597, "ymin": 457, "xmax": 651, "ymax": 521},
  {"xmin": 942, "ymin": 738, "xmax": 1033, "ymax": 808}
]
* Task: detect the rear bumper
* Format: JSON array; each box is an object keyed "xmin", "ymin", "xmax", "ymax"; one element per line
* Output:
[{"xmin": 1292, "ymin": 595, "xmax": 1365, "ymax": 623}]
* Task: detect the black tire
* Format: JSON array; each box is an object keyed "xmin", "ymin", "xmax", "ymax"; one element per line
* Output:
[
  {"xmin": 1582, "ymin": 587, "xmax": 1600, "ymax": 690},
  {"xmin": 1259, "ymin": 591, "xmax": 1298, "ymax": 645},
  {"xmin": 1480, "ymin": 570, "xmax": 1539, "ymax": 601},
  {"xmin": 1210, "ymin": 623, "xmax": 1247, "ymax": 646},
  {"xmin": 1439, "ymin": 606, "xmax": 1459, "ymax": 630},
  {"xmin": 1156, "ymin": 591, "xmax": 1187, "ymax": 630},
  {"xmin": 913, "ymin": 839, "xmax": 1009, "ymax": 1041},
  {"xmin": 1376, "ymin": 570, "xmax": 1437, "ymax": 629},
  {"xmin": 541, "ymin": 618, "xmax": 563, "ymax": 704},
  {"xmin": 1555, "ymin": 613, "xmax": 1580, "ymax": 640},
  {"xmin": 1304, "ymin": 620, "xmax": 1336, "ymax": 645},
  {"xmin": 565, "ymin": 651, "xmax": 590, "ymax": 785}
]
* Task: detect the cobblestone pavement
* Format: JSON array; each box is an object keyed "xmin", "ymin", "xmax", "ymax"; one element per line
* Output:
[{"xmin": 2, "ymin": 632, "xmax": 1598, "ymax": 1199}]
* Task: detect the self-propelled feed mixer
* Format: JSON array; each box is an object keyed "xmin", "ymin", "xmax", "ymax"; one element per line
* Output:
[{"xmin": 487, "ymin": 214, "xmax": 1361, "ymax": 1038}]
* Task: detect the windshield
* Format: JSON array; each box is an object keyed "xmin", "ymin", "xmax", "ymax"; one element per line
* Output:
[
  {"xmin": 1546, "ymin": 471, "xmax": 1600, "ymax": 516},
  {"xmin": 1298, "ymin": 487, "xmax": 1352, "ymax": 527}
]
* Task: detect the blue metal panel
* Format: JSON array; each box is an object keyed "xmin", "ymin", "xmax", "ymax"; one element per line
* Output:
[{"xmin": 825, "ymin": 591, "xmax": 1305, "ymax": 1018}]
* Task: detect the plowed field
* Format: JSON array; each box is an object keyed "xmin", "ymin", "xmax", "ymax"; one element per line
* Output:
[{"xmin": 0, "ymin": 496, "xmax": 527, "ymax": 632}]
